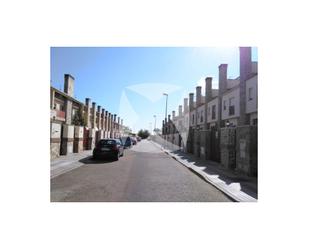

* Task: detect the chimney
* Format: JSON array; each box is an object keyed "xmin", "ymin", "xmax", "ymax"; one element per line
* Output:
[
  {"xmin": 101, "ymin": 108, "xmax": 105, "ymax": 130},
  {"xmin": 97, "ymin": 105, "xmax": 101, "ymax": 129},
  {"xmin": 109, "ymin": 113, "xmax": 112, "ymax": 131},
  {"xmin": 118, "ymin": 117, "xmax": 120, "ymax": 124},
  {"xmin": 196, "ymin": 86, "xmax": 202, "ymax": 106},
  {"xmin": 189, "ymin": 93, "xmax": 194, "ymax": 111},
  {"xmin": 219, "ymin": 64, "xmax": 228, "ymax": 95},
  {"xmin": 239, "ymin": 47, "xmax": 252, "ymax": 126},
  {"xmin": 64, "ymin": 74, "xmax": 75, "ymax": 97},
  {"xmin": 178, "ymin": 105, "xmax": 182, "ymax": 116},
  {"xmin": 206, "ymin": 77, "xmax": 212, "ymax": 102},
  {"xmin": 184, "ymin": 98, "xmax": 188, "ymax": 113},
  {"xmin": 168, "ymin": 114, "xmax": 171, "ymax": 122},
  {"xmin": 85, "ymin": 98, "xmax": 91, "ymax": 127},
  {"xmin": 240, "ymin": 47, "xmax": 252, "ymax": 82},
  {"xmin": 172, "ymin": 111, "xmax": 175, "ymax": 120},
  {"xmin": 92, "ymin": 102, "xmax": 96, "ymax": 128}
]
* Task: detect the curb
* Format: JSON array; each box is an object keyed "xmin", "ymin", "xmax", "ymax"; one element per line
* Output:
[{"xmin": 150, "ymin": 140, "xmax": 257, "ymax": 202}]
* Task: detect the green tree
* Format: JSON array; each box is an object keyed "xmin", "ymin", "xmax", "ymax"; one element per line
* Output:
[
  {"xmin": 138, "ymin": 129, "xmax": 150, "ymax": 139},
  {"xmin": 72, "ymin": 109, "xmax": 86, "ymax": 126}
]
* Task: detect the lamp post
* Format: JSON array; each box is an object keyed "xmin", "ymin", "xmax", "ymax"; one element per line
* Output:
[{"xmin": 163, "ymin": 93, "xmax": 168, "ymax": 148}]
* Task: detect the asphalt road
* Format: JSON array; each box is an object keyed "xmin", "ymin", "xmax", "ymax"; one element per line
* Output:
[{"xmin": 51, "ymin": 140, "xmax": 232, "ymax": 202}]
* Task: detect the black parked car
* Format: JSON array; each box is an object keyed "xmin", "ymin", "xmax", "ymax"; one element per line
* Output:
[
  {"xmin": 93, "ymin": 139, "xmax": 124, "ymax": 160},
  {"xmin": 121, "ymin": 136, "xmax": 132, "ymax": 149}
]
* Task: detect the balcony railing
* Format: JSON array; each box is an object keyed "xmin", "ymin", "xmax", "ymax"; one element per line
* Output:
[{"xmin": 51, "ymin": 109, "xmax": 66, "ymax": 121}]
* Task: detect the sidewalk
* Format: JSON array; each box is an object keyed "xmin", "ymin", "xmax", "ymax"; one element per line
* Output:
[
  {"xmin": 150, "ymin": 140, "xmax": 257, "ymax": 202},
  {"xmin": 50, "ymin": 150, "xmax": 92, "ymax": 179}
]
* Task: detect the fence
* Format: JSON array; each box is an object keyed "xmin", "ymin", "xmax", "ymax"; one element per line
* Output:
[{"xmin": 159, "ymin": 125, "xmax": 257, "ymax": 176}]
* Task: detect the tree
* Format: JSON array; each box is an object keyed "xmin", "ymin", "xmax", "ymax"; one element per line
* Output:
[
  {"xmin": 72, "ymin": 108, "xmax": 86, "ymax": 126},
  {"xmin": 138, "ymin": 129, "xmax": 150, "ymax": 139}
]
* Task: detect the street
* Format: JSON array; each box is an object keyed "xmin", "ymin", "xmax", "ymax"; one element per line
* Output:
[{"xmin": 51, "ymin": 140, "xmax": 232, "ymax": 202}]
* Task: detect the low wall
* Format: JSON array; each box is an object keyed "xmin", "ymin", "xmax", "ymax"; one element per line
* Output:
[
  {"xmin": 220, "ymin": 127, "xmax": 236, "ymax": 169},
  {"xmin": 89, "ymin": 128, "xmax": 96, "ymax": 149},
  {"xmin": 74, "ymin": 126, "xmax": 84, "ymax": 153},
  {"xmin": 236, "ymin": 125, "xmax": 257, "ymax": 176},
  {"xmin": 50, "ymin": 122, "xmax": 61, "ymax": 159},
  {"xmin": 61, "ymin": 124, "xmax": 74, "ymax": 155}
]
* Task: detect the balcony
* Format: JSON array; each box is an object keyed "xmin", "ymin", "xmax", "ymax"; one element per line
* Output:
[{"xmin": 51, "ymin": 109, "xmax": 66, "ymax": 121}]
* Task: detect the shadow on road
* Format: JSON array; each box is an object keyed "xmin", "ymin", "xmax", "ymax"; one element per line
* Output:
[{"xmin": 79, "ymin": 156, "xmax": 118, "ymax": 164}]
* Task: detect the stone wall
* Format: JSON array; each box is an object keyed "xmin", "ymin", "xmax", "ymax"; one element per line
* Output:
[
  {"xmin": 89, "ymin": 128, "xmax": 96, "ymax": 150},
  {"xmin": 204, "ymin": 130, "xmax": 211, "ymax": 160},
  {"xmin": 220, "ymin": 127, "xmax": 236, "ymax": 169},
  {"xmin": 199, "ymin": 130, "xmax": 206, "ymax": 160},
  {"xmin": 236, "ymin": 125, "xmax": 257, "ymax": 176},
  {"xmin": 74, "ymin": 126, "xmax": 84, "ymax": 153},
  {"xmin": 61, "ymin": 124, "xmax": 74, "ymax": 155},
  {"xmin": 50, "ymin": 122, "xmax": 61, "ymax": 159},
  {"xmin": 193, "ymin": 129, "xmax": 200, "ymax": 157},
  {"xmin": 187, "ymin": 128, "xmax": 194, "ymax": 153}
]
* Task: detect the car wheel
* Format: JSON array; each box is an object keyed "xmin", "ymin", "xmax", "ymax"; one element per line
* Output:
[
  {"xmin": 93, "ymin": 155, "xmax": 97, "ymax": 160},
  {"xmin": 115, "ymin": 152, "xmax": 119, "ymax": 161}
]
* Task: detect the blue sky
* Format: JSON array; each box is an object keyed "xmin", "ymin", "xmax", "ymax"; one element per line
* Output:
[{"xmin": 51, "ymin": 47, "xmax": 257, "ymax": 133}]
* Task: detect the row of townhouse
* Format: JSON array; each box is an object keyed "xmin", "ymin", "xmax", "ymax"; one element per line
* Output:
[
  {"xmin": 161, "ymin": 47, "xmax": 258, "ymax": 176},
  {"xmin": 50, "ymin": 74, "xmax": 127, "ymax": 159}
]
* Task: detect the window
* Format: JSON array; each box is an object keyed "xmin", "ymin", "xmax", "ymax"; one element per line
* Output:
[
  {"xmin": 212, "ymin": 105, "xmax": 216, "ymax": 120},
  {"xmin": 55, "ymin": 103, "xmax": 60, "ymax": 110},
  {"xmin": 208, "ymin": 107, "xmax": 210, "ymax": 116},
  {"xmin": 248, "ymin": 87, "xmax": 253, "ymax": 101},
  {"xmin": 192, "ymin": 114, "xmax": 195, "ymax": 125},
  {"xmin": 229, "ymin": 97, "xmax": 235, "ymax": 116},
  {"xmin": 200, "ymin": 110, "xmax": 203, "ymax": 123},
  {"xmin": 223, "ymin": 100, "xmax": 226, "ymax": 110}
]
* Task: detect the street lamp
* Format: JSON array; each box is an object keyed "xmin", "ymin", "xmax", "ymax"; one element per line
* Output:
[{"xmin": 163, "ymin": 93, "xmax": 168, "ymax": 148}]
